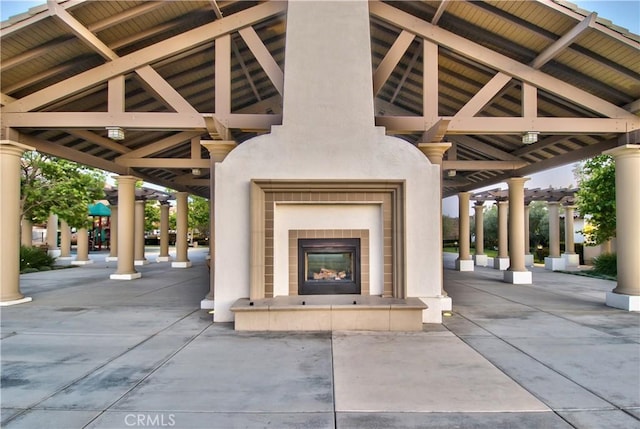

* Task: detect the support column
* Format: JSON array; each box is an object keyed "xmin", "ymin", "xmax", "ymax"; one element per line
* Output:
[
  {"xmin": 494, "ymin": 200, "xmax": 510, "ymax": 270},
  {"xmin": 456, "ymin": 191, "xmax": 474, "ymax": 271},
  {"xmin": 562, "ymin": 205, "xmax": 579, "ymax": 268},
  {"xmin": 21, "ymin": 219, "xmax": 33, "ymax": 247},
  {"xmin": 46, "ymin": 213, "xmax": 61, "ymax": 258},
  {"xmin": 58, "ymin": 219, "xmax": 72, "ymax": 261},
  {"xmin": 473, "ymin": 202, "xmax": 488, "ymax": 267},
  {"xmin": 418, "ymin": 142, "xmax": 452, "ymax": 313},
  {"xmin": 604, "ymin": 144, "xmax": 640, "ymax": 311},
  {"xmin": 0, "ymin": 142, "xmax": 33, "ymax": 306},
  {"xmin": 157, "ymin": 202, "xmax": 171, "ymax": 262},
  {"xmin": 504, "ymin": 177, "xmax": 531, "ymax": 284},
  {"xmin": 106, "ymin": 205, "xmax": 118, "ymax": 261},
  {"xmin": 172, "ymin": 191, "xmax": 192, "ymax": 268},
  {"xmin": 110, "ymin": 176, "xmax": 141, "ymax": 280},
  {"xmin": 134, "ymin": 200, "xmax": 149, "ymax": 265},
  {"xmin": 545, "ymin": 201, "xmax": 565, "ymax": 271},
  {"xmin": 72, "ymin": 227, "xmax": 93, "ymax": 265},
  {"xmin": 524, "ymin": 203, "xmax": 534, "ymax": 266}
]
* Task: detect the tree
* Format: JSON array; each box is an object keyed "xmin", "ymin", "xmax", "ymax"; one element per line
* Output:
[
  {"xmin": 21, "ymin": 152, "xmax": 105, "ymax": 229},
  {"xmin": 528, "ymin": 201, "xmax": 549, "ymax": 250},
  {"xmin": 188, "ymin": 195, "xmax": 209, "ymax": 236},
  {"xmin": 574, "ymin": 155, "xmax": 616, "ymax": 245},
  {"xmin": 145, "ymin": 200, "xmax": 160, "ymax": 232}
]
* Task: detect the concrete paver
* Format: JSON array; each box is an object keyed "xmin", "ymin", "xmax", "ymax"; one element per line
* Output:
[{"xmin": 0, "ymin": 248, "xmax": 638, "ymax": 428}]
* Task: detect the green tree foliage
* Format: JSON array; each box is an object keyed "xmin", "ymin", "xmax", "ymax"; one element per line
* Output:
[
  {"xmin": 21, "ymin": 152, "xmax": 105, "ymax": 228},
  {"xmin": 574, "ymin": 155, "xmax": 616, "ymax": 245},
  {"xmin": 442, "ymin": 215, "xmax": 458, "ymax": 241},
  {"xmin": 188, "ymin": 195, "xmax": 210, "ymax": 235},
  {"xmin": 145, "ymin": 200, "xmax": 161, "ymax": 232},
  {"xmin": 528, "ymin": 201, "xmax": 549, "ymax": 250}
]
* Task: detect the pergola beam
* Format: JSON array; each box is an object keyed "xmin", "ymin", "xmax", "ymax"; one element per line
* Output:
[
  {"xmin": 373, "ymin": 30, "xmax": 415, "ymax": 96},
  {"xmin": 116, "ymin": 158, "xmax": 210, "ymax": 169},
  {"xmin": 531, "ymin": 12, "xmax": 596, "ymax": 69},
  {"xmin": 238, "ymin": 26, "xmax": 284, "ymax": 96}
]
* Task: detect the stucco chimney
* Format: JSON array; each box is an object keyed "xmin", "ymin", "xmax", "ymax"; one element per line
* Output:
[{"xmin": 281, "ymin": 0, "xmax": 375, "ymax": 133}]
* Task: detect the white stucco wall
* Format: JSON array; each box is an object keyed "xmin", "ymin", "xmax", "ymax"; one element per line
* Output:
[
  {"xmin": 273, "ymin": 204, "xmax": 384, "ymax": 297},
  {"xmin": 212, "ymin": 0, "xmax": 443, "ymax": 323}
]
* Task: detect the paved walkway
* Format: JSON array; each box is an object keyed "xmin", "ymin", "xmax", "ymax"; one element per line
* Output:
[{"xmin": 1, "ymin": 249, "xmax": 638, "ymax": 428}]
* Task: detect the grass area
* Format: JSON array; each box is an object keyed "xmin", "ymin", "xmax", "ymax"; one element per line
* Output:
[{"xmin": 557, "ymin": 269, "xmax": 616, "ymax": 281}]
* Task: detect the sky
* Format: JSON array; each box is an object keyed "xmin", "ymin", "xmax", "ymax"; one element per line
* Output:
[{"xmin": 2, "ymin": 0, "xmax": 637, "ymax": 211}]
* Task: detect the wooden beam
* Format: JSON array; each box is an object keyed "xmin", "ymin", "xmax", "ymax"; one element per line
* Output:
[
  {"xmin": 238, "ymin": 26, "xmax": 284, "ymax": 96},
  {"xmin": 3, "ymin": 112, "xmax": 205, "ymax": 129},
  {"xmin": 47, "ymin": 0, "xmax": 117, "ymax": 61},
  {"xmin": 531, "ymin": 12, "xmax": 596, "ymax": 69},
  {"xmin": 18, "ymin": 133, "xmax": 129, "ymax": 175},
  {"xmin": 423, "ymin": 40, "xmax": 439, "ymax": 121},
  {"xmin": 442, "ymin": 160, "xmax": 528, "ymax": 171},
  {"xmin": 67, "ymin": 129, "xmax": 131, "ymax": 155},
  {"xmin": 3, "ymin": 1, "xmax": 287, "ymax": 113},
  {"xmin": 420, "ymin": 118, "xmax": 450, "ymax": 143},
  {"xmin": 375, "ymin": 115, "xmax": 639, "ymax": 134},
  {"xmin": 370, "ymin": 1, "xmax": 636, "ymax": 120},
  {"xmin": 117, "ymin": 131, "xmax": 201, "ymax": 159},
  {"xmin": 373, "ymin": 30, "xmax": 415, "ymax": 96},
  {"xmin": 454, "ymin": 73, "xmax": 512, "ymax": 118},
  {"xmin": 108, "ymin": 76, "xmax": 124, "ymax": 113},
  {"xmin": 450, "ymin": 135, "xmax": 521, "ymax": 161},
  {"xmin": 116, "ymin": 158, "xmax": 210, "ymax": 169},
  {"xmin": 432, "ymin": 0, "xmax": 451, "ymax": 25},
  {"xmin": 135, "ymin": 65, "xmax": 199, "ymax": 114},
  {"xmin": 215, "ymin": 34, "xmax": 231, "ymax": 116}
]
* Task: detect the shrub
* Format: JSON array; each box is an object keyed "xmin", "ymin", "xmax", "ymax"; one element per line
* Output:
[
  {"xmin": 592, "ymin": 252, "xmax": 617, "ymax": 277},
  {"xmin": 20, "ymin": 246, "xmax": 55, "ymax": 272}
]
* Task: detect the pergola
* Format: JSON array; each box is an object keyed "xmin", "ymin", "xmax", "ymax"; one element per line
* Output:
[{"xmin": 1, "ymin": 1, "xmax": 638, "ymax": 311}]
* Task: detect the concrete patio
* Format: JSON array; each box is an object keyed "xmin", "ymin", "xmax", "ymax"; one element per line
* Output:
[{"xmin": 1, "ymin": 248, "xmax": 638, "ymax": 428}]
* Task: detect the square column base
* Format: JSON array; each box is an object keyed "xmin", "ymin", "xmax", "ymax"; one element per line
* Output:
[
  {"xmin": 110, "ymin": 272, "xmax": 142, "ymax": 280},
  {"xmin": 172, "ymin": 261, "xmax": 192, "ymax": 268},
  {"xmin": 525, "ymin": 254, "xmax": 534, "ymax": 267},
  {"xmin": 494, "ymin": 257, "xmax": 510, "ymax": 271},
  {"xmin": 201, "ymin": 298, "xmax": 215, "ymax": 310},
  {"xmin": 545, "ymin": 257, "xmax": 565, "ymax": 271},
  {"xmin": 105, "ymin": 256, "xmax": 118, "ymax": 262},
  {"xmin": 156, "ymin": 255, "xmax": 171, "ymax": 262},
  {"xmin": 48, "ymin": 249, "xmax": 61, "ymax": 258},
  {"xmin": 419, "ymin": 295, "xmax": 452, "ymax": 323},
  {"xmin": 562, "ymin": 253, "xmax": 580, "ymax": 268},
  {"xmin": 504, "ymin": 270, "xmax": 532, "ymax": 284},
  {"xmin": 606, "ymin": 292, "xmax": 640, "ymax": 311},
  {"xmin": 134, "ymin": 259, "xmax": 149, "ymax": 266},
  {"xmin": 0, "ymin": 296, "xmax": 33, "ymax": 306},
  {"xmin": 474, "ymin": 254, "xmax": 489, "ymax": 267},
  {"xmin": 456, "ymin": 259, "xmax": 474, "ymax": 271},
  {"xmin": 71, "ymin": 260, "xmax": 94, "ymax": 266}
]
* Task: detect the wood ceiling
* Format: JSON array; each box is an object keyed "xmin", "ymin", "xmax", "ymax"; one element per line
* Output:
[{"xmin": 2, "ymin": 0, "xmax": 638, "ymax": 198}]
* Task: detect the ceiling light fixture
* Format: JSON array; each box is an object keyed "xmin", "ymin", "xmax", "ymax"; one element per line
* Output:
[
  {"xmin": 522, "ymin": 131, "xmax": 539, "ymax": 145},
  {"xmin": 106, "ymin": 126, "xmax": 125, "ymax": 141},
  {"xmin": 191, "ymin": 168, "xmax": 202, "ymax": 176}
]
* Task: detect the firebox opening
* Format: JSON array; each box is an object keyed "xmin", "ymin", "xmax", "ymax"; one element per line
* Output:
[{"xmin": 298, "ymin": 238, "xmax": 361, "ymax": 295}]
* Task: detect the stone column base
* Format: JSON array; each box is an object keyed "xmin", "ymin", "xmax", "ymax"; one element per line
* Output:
[
  {"xmin": 544, "ymin": 257, "xmax": 565, "ymax": 271},
  {"xmin": 504, "ymin": 270, "xmax": 532, "ymax": 284},
  {"xmin": 456, "ymin": 259, "xmax": 474, "ymax": 271},
  {"xmin": 419, "ymin": 295, "xmax": 452, "ymax": 323},
  {"xmin": 71, "ymin": 260, "xmax": 94, "ymax": 266},
  {"xmin": 172, "ymin": 261, "xmax": 193, "ymax": 268},
  {"xmin": 48, "ymin": 249, "xmax": 61, "ymax": 258},
  {"xmin": 156, "ymin": 255, "xmax": 171, "ymax": 262},
  {"xmin": 134, "ymin": 259, "xmax": 149, "ymax": 266},
  {"xmin": 58, "ymin": 256, "xmax": 73, "ymax": 261},
  {"xmin": 562, "ymin": 253, "xmax": 580, "ymax": 268},
  {"xmin": 105, "ymin": 256, "xmax": 118, "ymax": 262},
  {"xmin": 474, "ymin": 254, "xmax": 489, "ymax": 267},
  {"xmin": 0, "ymin": 296, "xmax": 33, "ymax": 306},
  {"xmin": 606, "ymin": 292, "xmax": 640, "ymax": 311},
  {"xmin": 525, "ymin": 254, "xmax": 534, "ymax": 267},
  {"xmin": 110, "ymin": 272, "xmax": 142, "ymax": 280},
  {"xmin": 493, "ymin": 257, "xmax": 510, "ymax": 271},
  {"xmin": 201, "ymin": 298, "xmax": 215, "ymax": 310}
]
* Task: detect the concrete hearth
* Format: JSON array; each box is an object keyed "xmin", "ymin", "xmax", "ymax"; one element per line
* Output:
[{"xmin": 231, "ymin": 295, "xmax": 427, "ymax": 331}]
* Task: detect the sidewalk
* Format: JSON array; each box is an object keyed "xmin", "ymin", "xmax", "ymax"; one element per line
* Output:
[{"xmin": 1, "ymin": 249, "xmax": 638, "ymax": 428}]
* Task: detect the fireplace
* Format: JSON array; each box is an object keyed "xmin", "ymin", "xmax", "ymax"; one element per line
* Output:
[{"xmin": 298, "ymin": 238, "xmax": 361, "ymax": 295}]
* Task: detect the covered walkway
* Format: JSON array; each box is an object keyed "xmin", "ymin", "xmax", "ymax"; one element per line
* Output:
[{"xmin": 1, "ymin": 249, "xmax": 638, "ymax": 428}]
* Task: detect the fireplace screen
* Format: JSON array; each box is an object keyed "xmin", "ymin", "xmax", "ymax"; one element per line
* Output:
[{"xmin": 298, "ymin": 238, "xmax": 361, "ymax": 295}]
